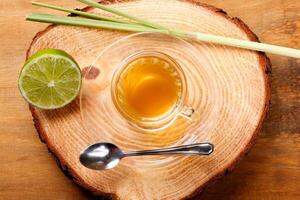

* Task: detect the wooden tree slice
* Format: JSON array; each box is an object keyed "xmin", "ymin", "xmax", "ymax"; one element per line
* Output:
[{"xmin": 27, "ymin": 0, "xmax": 271, "ymax": 199}]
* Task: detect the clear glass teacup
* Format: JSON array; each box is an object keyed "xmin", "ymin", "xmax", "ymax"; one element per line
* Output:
[{"xmin": 111, "ymin": 50, "xmax": 195, "ymax": 131}]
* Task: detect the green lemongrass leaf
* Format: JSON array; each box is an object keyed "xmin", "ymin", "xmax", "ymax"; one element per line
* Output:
[
  {"xmin": 32, "ymin": 1, "xmax": 135, "ymax": 25},
  {"xmin": 78, "ymin": 0, "xmax": 169, "ymax": 30},
  {"xmin": 26, "ymin": 13, "xmax": 168, "ymax": 34},
  {"xmin": 26, "ymin": 9, "xmax": 300, "ymax": 58}
]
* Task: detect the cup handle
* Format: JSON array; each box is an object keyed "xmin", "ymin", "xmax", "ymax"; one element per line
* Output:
[{"xmin": 179, "ymin": 106, "xmax": 199, "ymax": 122}]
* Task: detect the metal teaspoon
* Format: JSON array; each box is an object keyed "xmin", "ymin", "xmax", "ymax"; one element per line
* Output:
[{"xmin": 80, "ymin": 142, "xmax": 214, "ymax": 170}]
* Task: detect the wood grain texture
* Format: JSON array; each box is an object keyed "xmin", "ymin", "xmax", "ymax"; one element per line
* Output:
[
  {"xmin": 0, "ymin": 0, "xmax": 299, "ymax": 200},
  {"xmin": 27, "ymin": 0, "xmax": 270, "ymax": 199}
]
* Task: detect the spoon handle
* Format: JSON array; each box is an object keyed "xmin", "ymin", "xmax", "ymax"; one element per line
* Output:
[{"xmin": 124, "ymin": 143, "xmax": 213, "ymax": 157}]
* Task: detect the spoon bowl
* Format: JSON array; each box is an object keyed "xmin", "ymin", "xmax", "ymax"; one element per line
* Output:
[{"xmin": 80, "ymin": 143, "xmax": 124, "ymax": 170}]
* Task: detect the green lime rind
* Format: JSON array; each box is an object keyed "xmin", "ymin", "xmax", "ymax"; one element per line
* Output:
[{"xmin": 18, "ymin": 48, "xmax": 82, "ymax": 109}]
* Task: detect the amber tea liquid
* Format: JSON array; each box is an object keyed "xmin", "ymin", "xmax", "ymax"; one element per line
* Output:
[{"xmin": 116, "ymin": 54, "xmax": 182, "ymax": 119}]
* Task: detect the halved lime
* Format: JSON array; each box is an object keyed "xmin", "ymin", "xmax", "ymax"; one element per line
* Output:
[{"xmin": 18, "ymin": 48, "xmax": 82, "ymax": 109}]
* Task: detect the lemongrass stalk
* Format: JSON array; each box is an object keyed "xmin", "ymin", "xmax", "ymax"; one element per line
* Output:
[
  {"xmin": 26, "ymin": 13, "xmax": 168, "ymax": 34},
  {"xmin": 26, "ymin": 13, "xmax": 300, "ymax": 58},
  {"xmin": 78, "ymin": 0, "xmax": 168, "ymax": 30},
  {"xmin": 180, "ymin": 31, "xmax": 300, "ymax": 58},
  {"xmin": 32, "ymin": 1, "xmax": 135, "ymax": 25}
]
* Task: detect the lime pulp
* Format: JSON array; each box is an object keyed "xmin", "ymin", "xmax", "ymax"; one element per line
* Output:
[{"xmin": 18, "ymin": 48, "xmax": 82, "ymax": 109}]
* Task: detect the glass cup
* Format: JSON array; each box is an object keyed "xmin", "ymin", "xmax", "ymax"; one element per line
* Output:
[
  {"xmin": 111, "ymin": 50, "xmax": 195, "ymax": 131},
  {"xmin": 80, "ymin": 32, "xmax": 220, "ymax": 141}
]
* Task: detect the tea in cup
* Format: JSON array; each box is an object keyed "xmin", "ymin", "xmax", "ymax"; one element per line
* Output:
[{"xmin": 111, "ymin": 51, "xmax": 194, "ymax": 131}]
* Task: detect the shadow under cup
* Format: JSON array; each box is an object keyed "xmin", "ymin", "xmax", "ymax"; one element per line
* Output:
[{"xmin": 111, "ymin": 51, "xmax": 195, "ymax": 132}]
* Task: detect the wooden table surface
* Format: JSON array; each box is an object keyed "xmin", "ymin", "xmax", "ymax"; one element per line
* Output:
[{"xmin": 0, "ymin": 0, "xmax": 299, "ymax": 199}]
